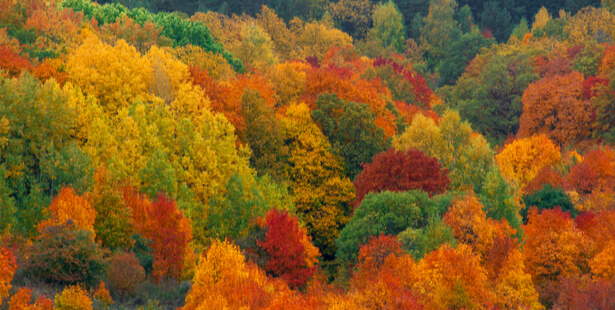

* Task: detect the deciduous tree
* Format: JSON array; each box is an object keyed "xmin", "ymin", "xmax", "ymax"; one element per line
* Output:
[{"xmin": 353, "ymin": 148, "xmax": 449, "ymax": 208}]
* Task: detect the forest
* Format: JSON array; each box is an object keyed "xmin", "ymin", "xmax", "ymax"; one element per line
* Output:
[{"xmin": 1, "ymin": 0, "xmax": 615, "ymax": 308}]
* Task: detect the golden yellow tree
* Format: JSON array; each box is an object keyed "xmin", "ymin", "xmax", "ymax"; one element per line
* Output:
[
  {"xmin": 495, "ymin": 135, "xmax": 561, "ymax": 192},
  {"xmin": 67, "ymin": 34, "xmax": 152, "ymax": 113},
  {"xmin": 182, "ymin": 240, "xmax": 288, "ymax": 309}
]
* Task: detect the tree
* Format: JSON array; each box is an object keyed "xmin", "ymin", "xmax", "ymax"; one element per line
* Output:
[
  {"xmin": 146, "ymin": 194, "xmax": 192, "ymax": 282},
  {"xmin": 7, "ymin": 287, "xmax": 53, "ymax": 310},
  {"xmin": 523, "ymin": 184, "xmax": 575, "ymax": 221},
  {"xmin": 336, "ymin": 190, "xmax": 430, "ymax": 264},
  {"xmin": 0, "ymin": 74, "xmax": 82, "ymax": 237},
  {"xmin": 280, "ymin": 103, "xmax": 355, "ymax": 259},
  {"xmin": 367, "ymin": 1, "xmax": 406, "ymax": 53},
  {"xmin": 448, "ymin": 46, "xmax": 539, "ymax": 145},
  {"xmin": 590, "ymin": 240, "xmax": 615, "ymax": 281},
  {"xmin": 411, "ymin": 244, "xmax": 492, "ymax": 309},
  {"xmin": 592, "ymin": 69, "xmax": 615, "ymax": 143},
  {"xmin": 522, "ymin": 207, "xmax": 588, "ymax": 306},
  {"xmin": 258, "ymin": 209, "xmax": 320, "ymax": 289},
  {"xmin": 204, "ymin": 174, "xmax": 268, "ymax": 243},
  {"xmin": 54, "ymin": 285, "xmax": 92, "ymax": 310},
  {"xmin": 328, "ymin": 0, "xmax": 374, "ymax": 40},
  {"xmin": 182, "ymin": 240, "xmax": 286, "ymax": 309},
  {"xmin": 38, "ymin": 187, "xmax": 96, "ymax": 236},
  {"xmin": 495, "ymin": 135, "xmax": 561, "ymax": 192},
  {"xmin": 479, "ymin": 1, "xmax": 514, "ymax": 42},
  {"xmin": 312, "ymin": 93, "xmax": 389, "ymax": 179},
  {"xmin": 420, "ymin": 0, "xmax": 457, "ymax": 65},
  {"xmin": 479, "ymin": 165, "xmax": 523, "ymax": 236},
  {"xmin": 437, "ymin": 27, "xmax": 495, "ymax": 85},
  {"xmin": 518, "ymin": 71, "xmax": 593, "ymax": 146},
  {"xmin": 240, "ymin": 89, "xmax": 288, "ymax": 181},
  {"xmin": 24, "ymin": 221, "xmax": 106, "ymax": 286},
  {"xmin": 87, "ymin": 169, "xmax": 133, "ymax": 251},
  {"xmin": 67, "ymin": 35, "xmax": 153, "ymax": 113},
  {"xmin": 0, "ymin": 247, "xmax": 16, "ymax": 305},
  {"xmin": 393, "ymin": 111, "xmax": 493, "ymax": 192},
  {"xmin": 444, "ymin": 193, "xmax": 516, "ymax": 260},
  {"xmin": 492, "ymin": 249, "xmax": 544, "ymax": 310},
  {"xmin": 238, "ymin": 24, "xmax": 279, "ymax": 72},
  {"xmin": 398, "ymin": 216, "xmax": 457, "ymax": 260}
]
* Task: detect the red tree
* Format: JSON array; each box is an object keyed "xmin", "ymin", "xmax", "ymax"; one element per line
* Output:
[
  {"xmin": 353, "ymin": 148, "xmax": 449, "ymax": 208},
  {"xmin": 0, "ymin": 46, "xmax": 33, "ymax": 77},
  {"xmin": 148, "ymin": 194, "xmax": 192, "ymax": 282},
  {"xmin": 258, "ymin": 209, "xmax": 320, "ymax": 289}
]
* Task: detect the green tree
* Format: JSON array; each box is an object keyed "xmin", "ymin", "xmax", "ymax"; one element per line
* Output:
[
  {"xmin": 522, "ymin": 184, "xmax": 575, "ymax": 222},
  {"xmin": 203, "ymin": 174, "xmax": 268, "ymax": 243},
  {"xmin": 241, "ymin": 90, "xmax": 288, "ymax": 181},
  {"xmin": 312, "ymin": 93, "xmax": 389, "ymax": 180},
  {"xmin": 448, "ymin": 46, "xmax": 539, "ymax": 145},
  {"xmin": 394, "ymin": 111, "xmax": 495, "ymax": 193},
  {"xmin": 420, "ymin": 0, "xmax": 458, "ymax": 66},
  {"xmin": 368, "ymin": 1, "xmax": 406, "ymax": 53},
  {"xmin": 437, "ymin": 27, "xmax": 495, "ymax": 85},
  {"xmin": 335, "ymin": 190, "xmax": 431, "ymax": 264}
]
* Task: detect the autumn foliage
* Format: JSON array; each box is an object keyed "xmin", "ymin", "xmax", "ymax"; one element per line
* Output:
[
  {"xmin": 353, "ymin": 148, "xmax": 449, "ymax": 208},
  {"xmin": 258, "ymin": 209, "xmax": 320, "ymax": 289},
  {"xmin": 0, "ymin": 247, "xmax": 16, "ymax": 305}
]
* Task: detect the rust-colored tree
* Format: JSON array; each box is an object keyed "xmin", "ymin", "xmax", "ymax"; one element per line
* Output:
[
  {"xmin": 353, "ymin": 148, "xmax": 449, "ymax": 208},
  {"xmin": 523, "ymin": 207, "xmax": 589, "ymax": 306},
  {"xmin": 518, "ymin": 71, "xmax": 593, "ymax": 146},
  {"xmin": 148, "ymin": 194, "xmax": 192, "ymax": 282}
]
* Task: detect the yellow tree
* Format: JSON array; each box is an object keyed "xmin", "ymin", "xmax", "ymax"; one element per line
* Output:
[
  {"xmin": 182, "ymin": 240, "xmax": 288, "ymax": 309},
  {"xmin": 493, "ymin": 249, "xmax": 544, "ymax": 310},
  {"xmin": 67, "ymin": 34, "xmax": 152, "ymax": 113},
  {"xmin": 495, "ymin": 135, "xmax": 561, "ymax": 193},
  {"xmin": 292, "ymin": 19, "xmax": 353, "ymax": 60},
  {"xmin": 531, "ymin": 7, "xmax": 551, "ymax": 32},
  {"xmin": 394, "ymin": 111, "xmax": 495, "ymax": 192},
  {"xmin": 280, "ymin": 103, "xmax": 355, "ymax": 258},
  {"xmin": 411, "ymin": 244, "xmax": 492, "ymax": 309},
  {"xmin": 590, "ymin": 240, "xmax": 615, "ymax": 281},
  {"xmin": 145, "ymin": 46, "xmax": 189, "ymax": 104}
]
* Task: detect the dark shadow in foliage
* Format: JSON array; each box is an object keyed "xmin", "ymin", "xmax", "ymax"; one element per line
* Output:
[
  {"xmin": 312, "ymin": 93, "xmax": 389, "ymax": 180},
  {"xmin": 24, "ymin": 220, "xmax": 107, "ymax": 287},
  {"xmin": 438, "ymin": 27, "xmax": 495, "ymax": 85},
  {"xmin": 522, "ymin": 184, "xmax": 575, "ymax": 222},
  {"xmin": 132, "ymin": 234, "xmax": 154, "ymax": 275},
  {"xmin": 241, "ymin": 89, "xmax": 289, "ymax": 182}
]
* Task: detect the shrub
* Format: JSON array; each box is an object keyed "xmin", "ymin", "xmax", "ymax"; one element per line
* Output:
[
  {"xmin": 24, "ymin": 221, "xmax": 106, "ymax": 286},
  {"xmin": 107, "ymin": 252, "xmax": 145, "ymax": 295},
  {"xmin": 54, "ymin": 285, "xmax": 92, "ymax": 310}
]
